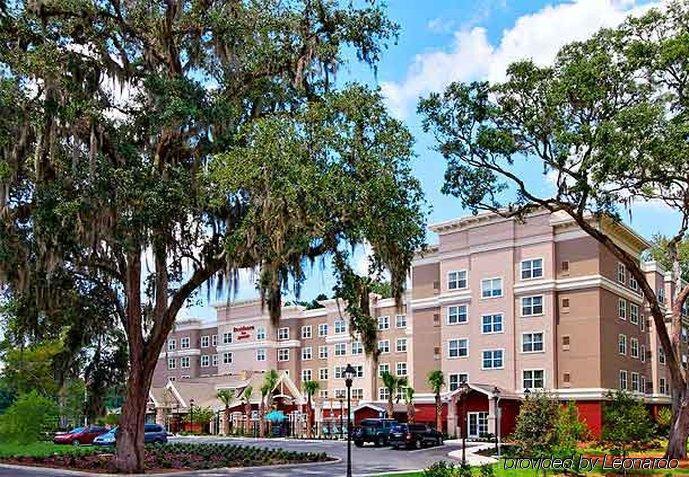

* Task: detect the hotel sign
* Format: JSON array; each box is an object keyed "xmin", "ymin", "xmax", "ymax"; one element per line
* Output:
[{"xmin": 233, "ymin": 325, "xmax": 255, "ymax": 340}]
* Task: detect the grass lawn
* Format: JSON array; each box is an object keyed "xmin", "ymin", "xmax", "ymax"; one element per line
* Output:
[{"xmin": 0, "ymin": 441, "xmax": 102, "ymax": 458}]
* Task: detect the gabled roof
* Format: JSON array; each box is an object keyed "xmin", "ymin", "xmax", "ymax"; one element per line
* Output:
[{"xmin": 446, "ymin": 383, "xmax": 521, "ymax": 401}]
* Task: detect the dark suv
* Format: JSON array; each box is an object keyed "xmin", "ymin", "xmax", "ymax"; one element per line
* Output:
[
  {"xmin": 389, "ymin": 423, "xmax": 444, "ymax": 449},
  {"xmin": 353, "ymin": 418, "xmax": 398, "ymax": 447}
]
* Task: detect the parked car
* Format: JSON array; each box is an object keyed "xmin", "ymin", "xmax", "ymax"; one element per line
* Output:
[
  {"xmin": 388, "ymin": 423, "xmax": 444, "ymax": 449},
  {"xmin": 93, "ymin": 424, "xmax": 168, "ymax": 446},
  {"xmin": 53, "ymin": 426, "xmax": 108, "ymax": 446},
  {"xmin": 352, "ymin": 418, "xmax": 397, "ymax": 447}
]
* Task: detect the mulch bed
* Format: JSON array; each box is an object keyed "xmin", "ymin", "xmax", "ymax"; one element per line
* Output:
[{"xmin": 0, "ymin": 443, "xmax": 333, "ymax": 474}]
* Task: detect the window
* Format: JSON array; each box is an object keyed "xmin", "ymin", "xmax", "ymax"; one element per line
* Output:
[
  {"xmin": 447, "ymin": 304, "xmax": 468, "ymax": 324},
  {"xmin": 277, "ymin": 327, "xmax": 289, "ymax": 340},
  {"xmin": 630, "ymin": 276, "xmax": 639, "ymax": 291},
  {"xmin": 181, "ymin": 337, "xmax": 190, "ymax": 349},
  {"xmin": 660, "ymin": 377, "xmax": 668, "ymax": 394},
  {"xmin": 223, "ymin": 352, "xmax": 233, "ymax": 364},
  {"xmin": 352, "ymin": 389, "xmax": 364, "ymax": 400},
  {"xmin": 630, "ymin": 303, "xmax": 639, "ymax": 324},
  {"xmin": 302, "ymin": 347, "xmax": 313, "ymax": 360},
  {"xmin": 318, "ymin": 323, "xmax": 328, "ymax": 337},
  {"xmin": 659, "ymin": 347, "xmax": 666, "ymax": 364},
  {"xmin": 619, "ymin": 370, "xmax": 628, "ymax": 390},
  {"xmin": 641, "ymin": 375, "xmax": 647, "ymax": 394},
  {"xmin": 318, "ymin": 345, "xmax": 329, "ymax": 359},
  {"xmin": 396, "ymin": 362, "xmax": 408, "ymax": 376},
  {"xmin": 448, "ymin": 339, "xmax": 469, "ymax": 358},
  {"xmin": 302, "ymin": 369, "xmax": 312, "ymax": 382},
  {"xmin": 167, "ymin": 358, "xmax": 176, "ymax": 370},
  {"xmin": 212, "ymin": 354, "xmax": 218, "ymax": 367},
  {"xmin": 277, "ymin": 348, "xmax": 290, "ymax": 361},
  {"xmin": 522, "ymin": 332, "xmax": 544, "ymax": 353},
  {"xmin": 378, "ymin": 363, "xmax": 390, "ymax": 377},
  {"xmin": 378, "ymin": 316, "xmax": 390, "ymax": 330},
  {"xmin": 168, "ymin": 339, "xmax": 177, "ymax": 351},
  {"xmin": 522, "ymin": 296, "xmax": 544, "ymax": 316},
  {"xmin": 180, "ymin": 356, "xmax": 190, "ymax": 368},
  {"xmin": 378, "ymin": 340, "xmax": 390, "ymax": 354},
  {"xmin": 379, "ymin": 387, "xmax": 390, "ymax": 400},
  {"xmin": 521, "ymin": 259, "xmax": 544, "ymax": 280},
  {"xmin": 335, "ymin": 366, "xmax": 363, "ymax": 379},
  {"xmin": 618, "ymin": 334, "xmax": 627, "ymax": 355},
  {"xmin": 301, "ymin": 325, "xmax": 312, "ymax": 339},
  {"xmin": 448, "ymin": 270, "xmax": 468, "ymax": 290},
  {"xmin": 256, "ymin": 348, "xmax": 266, "ymax": 362},
  {"xmin": 481, "ymin": 314, "xmax": 503, "ymax": 334},
  {"xmin": 211, "ymin": 334, "xmax": 218, "ymax": 346},
  {"xmin": 561, "ymin": 260, "xmax": 570, "ymax": 273},
  {"xmin": 334, "ymin": 389, "xmax": 346, "ymax": 399},
  {"xmin": 482, "ymin": 349, "xmax": 504, "ymax": 369},
  {"xmin": 319, "ymin": 368, "xmax": 329, "ymax": 380},
  {"xmin": 201, "ymin": 355, "xmax": 210, "ymax": 367},
  {"xmin": 396, "ymin": 338, "xmax": 408, "ymax": 353},
  {"xmin": 396, "ymin": 315, "xmax": 407, "ymax": 328},
  {"xmin": 351, "ymin": 341, "xmax": 363, "ymax": 355},
  {"xmin": 334, "ymin": 320, "xmax": 346, "ymax": 334},
  {"xmin": 201, "ymin": 336, "xmax": 210, "ymax": 348},
  {"xmin": 562, "ymin": 335, "xmax": 570, "ymax": 350},
  {"xmin": 631, "ymin": 372, "xmax": 639, "ymax": 392},
  {"xmin": 523, "ymin": 370, "xmax": 544, "ymax": 389},
  {"xmin": 168, "ymin": 376, "xmax": 176, "ymax": 382},
  {"xmin": 641, "ymin": 345, "xmax": 646, "ymax": 363},
  {"xmin": 448, "ymin": 373, "xmax": 469, "ymax": 391},
  {"xmin": 640, "ymin": 316, "xmax": 646, "ymax": 331},
  {"xmin": 630, "ymin": 338, "xmax": 639, "ymax": 359},
  {"xmin": 617, "ymin": 263, "xmax": 626, "ymax": 284},
  {"xmin": 563, "ymin": 373, "xmax": 570, "ymax": 383},
  {"xmin": 481, "ymin": 278, "xmax": 503, "ymax": 298},
  {"xmin": 334, "ymin": 343, "xmax": 347, "ymax": 356},
  {"xmin": 256, "ymin": 327, "xmax": 266, "ymax": 341},
  {"xmin": 223, "ymin": 332, "xmax": 233, "ymax": 344},
  {"xmin": 562, "ymin": 298, "xmax": 570, "ymax": 309},
  {"xmin": 618, "ymin": 299, "xmax": 627, "ymax": 320},
  {"xmin": 467, "ymin": 412, "xmax": 488, "ymax": 438},
  {"xmin": 658, "ymin": 287, "xmax": 666, "ymax": 303}
]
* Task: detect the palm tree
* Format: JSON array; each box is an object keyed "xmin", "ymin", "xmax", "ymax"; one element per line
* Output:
[
  {"xmin": 381, "ymin": 371, "xmax": 398, "ymax": 419},
  {"xmin": 404, "ymin": 387, "xmax": 415, "ymax": 424},
  {"xmin": 216, "ymin": 389, "xmax": 236, "ymax": 436},
  {"xmin": 241, "ymin": 386, "xmax": 253, "ymax": 436},
  {"xmin": 259, "ymin": 370, "xmax": 279, "ymax": 438},
  {"xmin": 302, "ymin": 380, "xmax": 320, "ymax": 438},
  {"xmin": 427, "ymin": 370, "xmax": 445, "ymax": 432}
]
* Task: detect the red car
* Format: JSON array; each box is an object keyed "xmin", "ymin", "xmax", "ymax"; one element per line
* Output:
[{"xmin": 53, "ymin": 426, "xmax": 108, "ymax": 446}]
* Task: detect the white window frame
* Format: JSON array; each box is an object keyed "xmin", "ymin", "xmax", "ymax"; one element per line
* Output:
[
  {"xmin": 378, "ymin": 363, "xmax": 390, "ymax": 377},
  {"xmin": 522, "ymin": 331, "xmax": 545, "ymax": 353},
  {"xmin": 448, "ymin": 338, "xmax": 469, "ymax": 358},
  {"xmin": 168, "ymin": 339, "xmax": 177, "ymax": 351},
  {"xmin": 448, "ymin": 373, "xmax": 469, "ymax": 391},
  {"xmin": 631, "ymin": 372, "xmax": 639, "ymax": 392},
  {"xmin": 521, "ymin": 295, "xmax": 544, "ymax": 317},
  {"xmin": 256, "ymin": 326, "xmax": 266, "ymax": 341},
  {"xmin": 222, "ymin": 352, "xmax": 233, "ymax": 364},
  {"xmin": 447, "ymin": 269, "xmax": 468, "ymax": 290},
  {"xmin": 619, "ymin": 370, "xmax": 628, "ymax": 391},
  {"xmin": 378, "ymin": 339, "xmax": 390, "ymax": 354},
  {"xmin": 481, "ymin": 349, "xmax": 504, "ymax": 370},
  {"xmin": 617, "ymin": 263, "xmax": 626, "ymax": 284},
  {"xmin": 481, "ymin": 313, "xmax": 504, "ymax": 334},
  {"xmin": 301, "ymin": 325, "xmax": 312, "ymax": 339},
  {"xmin": 395, "ymin": 315, "xmax": 407, "ymax": 328},
  {"xmin": 630, "ymin": 338, "xmax": 639, "ymax": 359},
  {"xmin": 211, "ymin": 334, "xmax": 218, "ymax": 347},
  {"xmin": 167, "ymin": 357, "xmax": 176, "ymax": 370},
  {"xmin": 618, "ymin": 299, "xmax": 627, "ymax": 320},
  {"xmin": 256, "ymin": 348, "xmax": 266, "ymax": 362},
  {"xmin": 641, "ymin": 344, "xmax": 646, "ymax": 363},
  {"xmin": 278, "ymin": 348, "xmax": 290, "ymax": 362},
  {"xmin": 223, "ymin": 332, "xmax": 233, "ymax": 344},
  {"xmin": 396, "ymin": 338, "xmax": 408, "ymax": 353},
  {"xmin": 180, "ymin": 356, "xmax": 190, "ymax": 368},
  {"xmin": 318, "ymin": 323, "xmax": 328, "ymax": 337},
  {"xmin": 319, "ymin": 368, "xmax": 329, "ymax": 380},
  {"xmin": 447, "ymin": 304, "xmax": 468, "ymax": 325},
  {"xmin": 522, "ymin": 369, "xmax": 545, "ymax": 390},
  {"xmin": 467, "ymin": 412, "xmax": 489, "ymax": 438},
  {"xmin": 618, "ymin": 334, "xmax": 627, "ymax": 355},
  {"xmin": 334, "ymin": 343, "xmax": 347, "ymax": 356},
  {"xmin": 318, "ymin": 345, "xmax": 329, "ymax": 359},
  {"xmin": 277, "ymin": 327, "xmax": 289, "ymax": 341},
  {"xmin": 180, "ymin": 337, "xmax": 190, "ymax": 349},
  {"xmin": 351, "ymin": 341, "xmax": 363, "ymax": 355},
  {"xmin": 211, "ymin": 354, "xmax": 218, "ymax": 367},
  {"xmin": 201, "ymin": 355, "xmax": 210, "ymax": 367},
  {"xmin": 302, "ymin": 346, "xmax": 313, "ymax": 361},
  {"xmin": 481, "ymin": 277, "xmax": 503, "ymax": 298},
  {"xmin": 378, "ymin": 315, "xmax": 390, "ymax": 331},
  {"xmin": 396, "ymin": 362, "xmax": 408, "ymax": 377},
  {"xmin": 201, "ymin": 336, "xmax": 210, "ymax": 348},
  {"xmin": 521, "ymin": 258, "xmax": 544, "ymax": 280},
  {"xmin": 301, "ymin": 369, "xmax": 312, "ymax": 382},
  {"xmin": 334, "ymin": 320, "xmax": 346, "ymax": 334}
]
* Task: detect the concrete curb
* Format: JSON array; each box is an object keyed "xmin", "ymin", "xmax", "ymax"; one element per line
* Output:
[
  {"xmin": 0, "ymin": 456, "xmax": 342, "ymax": 476},
  {"xmin": 447, "ymin": 443, "xmax": 498, "ymax": 465}
]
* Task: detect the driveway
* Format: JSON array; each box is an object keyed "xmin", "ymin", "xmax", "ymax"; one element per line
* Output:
[{"xmin": 0, "ymin": 436, "xmax": 475, "ymax": 477}]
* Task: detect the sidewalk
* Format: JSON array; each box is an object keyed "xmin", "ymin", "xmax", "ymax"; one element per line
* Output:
[{"xmin": 445, "ymin": 440, "xmax": 499, "ymax": 465}]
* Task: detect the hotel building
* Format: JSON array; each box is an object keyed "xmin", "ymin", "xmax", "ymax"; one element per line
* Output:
[{"xmin": 151, "ymin": 210, "xmax": 685, "ymax": 438}]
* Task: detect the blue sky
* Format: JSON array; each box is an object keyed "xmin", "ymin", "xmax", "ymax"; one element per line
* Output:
[{"xmin": 181, "ymin": 0, "xmax": 677, "ymax": 321}]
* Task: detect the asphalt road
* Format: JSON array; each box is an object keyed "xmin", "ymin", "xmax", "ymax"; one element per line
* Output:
[{"xmin": 0, "ymin": 436, "xmax": 471, "ymax": 477}]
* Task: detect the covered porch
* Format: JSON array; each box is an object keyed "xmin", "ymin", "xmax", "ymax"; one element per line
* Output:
[{"xmin": 446, "ymin": 383, "xmax": 521, "ymax": 440}]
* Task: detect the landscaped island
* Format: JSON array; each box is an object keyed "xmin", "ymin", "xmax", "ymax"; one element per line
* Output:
[{"xmin": 0, "ymin": 442, "xmax": 331, "ymax": 473}]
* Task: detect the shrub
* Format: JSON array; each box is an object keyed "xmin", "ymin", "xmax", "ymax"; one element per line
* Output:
[
  {"xmin": 423, "ymin": 461, "xmax": 471, "ymax": 477},
  {"xmin": 0, "ymin": 391, "xmax": 58, "ymax": 444},
  {"xmin": 655, "ymin": 407, "xmax": 672, "ymax": 437},
  {"xmin": 511, "ymin": 392, "xmax": 560, "ymax": 458},
  {"xmin": 602, "ymin": 391, "xmax": 654, "ymax": 455}
]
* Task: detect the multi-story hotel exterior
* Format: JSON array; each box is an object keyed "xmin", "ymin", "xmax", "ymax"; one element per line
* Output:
[{"xmin": 152, "ymin": 210, "xmax": 685, "ymax": 437}]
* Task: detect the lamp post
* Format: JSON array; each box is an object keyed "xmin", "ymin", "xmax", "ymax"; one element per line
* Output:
[
  {"xmin": 189, "ymin": 398, "xmax": 195, "ymax": 434},
  {"xmin": 492, "ymin": 386, "xmax": 501, "ymax": 457},
  {"xmin": 344, "ymin": 363, "xmax": 356, "ymax": 477},
  {"xmin": 459, "ymin": 381, "xmax": 469, "ymax": 465}
]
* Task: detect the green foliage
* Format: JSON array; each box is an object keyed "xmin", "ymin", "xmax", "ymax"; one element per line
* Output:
[
  {"xmin": 302, "ymin": 380, "xmax": 320, "ymax": 398},
  {"xmin": 656, "ymin": 407, "xmax": 673, "ymax": 437},
  {"xmin": 184, "ymin": 406, "xmax": 215, "ymax": 426},
  {"xmin": 648, "ymin": 235, "xmax": 689, "ymax": 283},
  {"xmin": 427, "ymin": 370, "xmax": 445, "ymax": 395},
  {"xmin": 404, "ymin": 387, "xmax": 415, "ymax": 404},
  {"xmin": 1, "ymin": 340, "xmax": 63, "ymax": 397},
  {"xmin": 423, "ymin": 461, "xmax": 471, "ymax": 477},
  {"xmin": 602, "ymin": 391, "xmax": 654, "ymax": 453},
  {"xmin": 217, "ymin": 389, "xmax": 236, "ymax": 409},
  {"xmin": 104, "ymin": 413, "xmax": 120, "ymax": 426},
  {"xmin": 479, "ymin": 464, "xmax": 495, "ymax": 477},
  {"xmin": 0, "ymin": 391, "xmax": 58, "ymax": 444},
  {"xmin": 511, "ymin": 392, "xmax": 560, "ymax": 459},
  {"xmin": 59, "ymin": 379, "xmax": 86, "ymax": 429},
  {"xmin": 554, "ymin": 401, "xmax": 588, "ymax": 459}
]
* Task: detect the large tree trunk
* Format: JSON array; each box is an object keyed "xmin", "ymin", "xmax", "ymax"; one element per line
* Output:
[
  {"xmin": 259, "ymin": 401, "xmax": 266, "ymax": 438},
  {"xmin": 387, "ymin": 395, "xmax": 394, "ymax": 419},
  {"xmin": 306, "ymin": 397, "xmax": 313, "ymax": 438},
  {"xmin": 435, "ymin": 394, "xmax": 442, "ymax": 433},
  {"xmin": 224, "ymin": 407, "xmax": 230, "ymax": 436},
  {"xmin": 407, "ymin": 402, "xmax": 415, "ymax": 424},
  {"xmin": 665, "ymin": 385, "xmax": 689, "ymax": 460}
]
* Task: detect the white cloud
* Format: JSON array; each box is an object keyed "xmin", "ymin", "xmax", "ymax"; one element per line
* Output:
[
  {"xmin": 427, "ymin": 17, "xmax": 456, "ymax": 34},
  {"xmin": 382, "ymin": 0, "xmax": 659, "ymax": 118}
]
